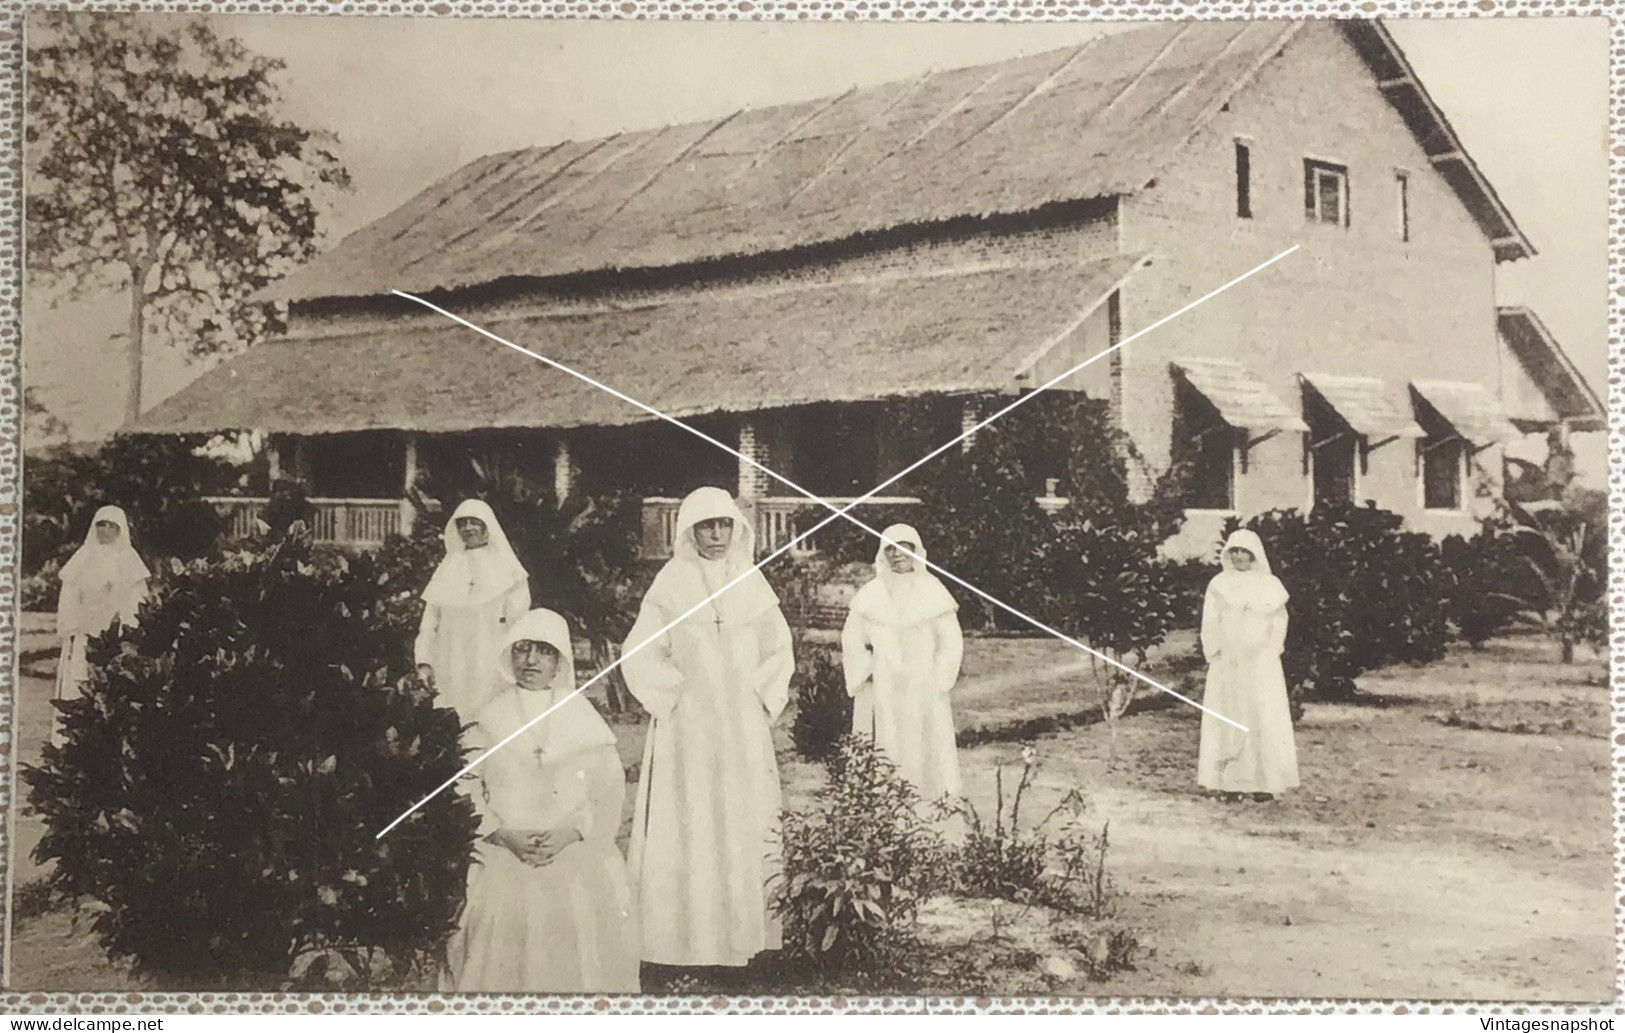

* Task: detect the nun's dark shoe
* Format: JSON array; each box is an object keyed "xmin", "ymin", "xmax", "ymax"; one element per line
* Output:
[{"xmin": 1251, "ymin": 792, "xmax": 1275, "ymax": 803}]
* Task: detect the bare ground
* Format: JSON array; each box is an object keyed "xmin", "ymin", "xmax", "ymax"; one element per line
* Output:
[{"xmin": 6, "ymin": 619, "xmax": 1614, "ymax": 1001}]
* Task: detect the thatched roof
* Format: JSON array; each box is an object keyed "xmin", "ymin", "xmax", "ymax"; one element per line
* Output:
[
  {"xmin": 257, "ymin": 19, "xmax": 1529, "ymax": 305},
  {"xmin": 133, "ymin": 255, "xmax": 1144, "ymax": 436},
  {"xmin": 1496, "ymin": 307, "xmax": 1605, "ymax": 433}
]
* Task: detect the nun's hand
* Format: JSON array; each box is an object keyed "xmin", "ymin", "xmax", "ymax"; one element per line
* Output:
[
  {"xmin": 416, "ymin": 664, "xmax": 435, "ymax": 690},
  {"xmin": 488, "ymin": 828, "xmax": 539, "ymax": 863},
  {"xmin": 529, "ymin": 827, "xmax": 584, "ymax": 866}
]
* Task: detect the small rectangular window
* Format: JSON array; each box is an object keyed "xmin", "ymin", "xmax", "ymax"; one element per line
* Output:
[
  {"xmin": 1396, "ymin": 170, "xmax": 1411, "ymax": 242},
  {"xmin": 1304, "ymin": 158, "xmax": 1349, "ymax": 227},
  {"xmin": 1421, "ymin": 436, "xmax": 1464, "ymax": 510},
  {"xmin": 1235, "ymin": 140, "xmax": 1252, "ymax": 219},
  {"xmin": 1173, "ymin": 384, "xmax": 1236, "ymax": 510}
]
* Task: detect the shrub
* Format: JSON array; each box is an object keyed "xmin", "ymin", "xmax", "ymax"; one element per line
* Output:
[
  {"xmin": 912, "ymin": 427, "xmax": 1056, "ymax": 632},
  {"xmin": 771, "ymin": 735, "xmax": 946, "ymax": 978},
  {"xmin": 1228, "ymin": 504, "xmax": 1449, "ymax": 701},
  {"xmin": 790, "ymin": 644, "xmax": 854, "ymax": 762},
  {"xmin": 1045, "ymin": 521, "xmax": 1184, "ymax": 762},
  {"xmin": 1439, "ymin": 523, "xmax": 1525, "ymax": 647},
  {"xmin": 21, "ymin": 531, "xmax": 479, "ymax": 989},
  {"xmin": 1163, "ymin": 558, "xmax": 1220, "ymax": 631},
  {"xmin": 23, "ymin": 435, "xmax": 235, "ymax": 577},
  {"xmin": 20, "ymin": 561, "xmax": 62, "ymax": 614}
]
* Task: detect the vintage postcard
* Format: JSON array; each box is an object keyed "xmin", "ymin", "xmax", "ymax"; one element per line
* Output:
[{"xmin": 14, "ymin": 11, "xmax": 1612, "ymax": 1004}]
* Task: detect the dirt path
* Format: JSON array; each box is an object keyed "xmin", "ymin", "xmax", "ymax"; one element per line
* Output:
[{"xmin": 950, "ymin": 637, "xmax": 1615, "ymax": 1001}]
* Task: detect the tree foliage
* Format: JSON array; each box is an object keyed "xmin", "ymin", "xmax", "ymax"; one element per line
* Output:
[{"xmin": 26, "ymin": 12, "xmax": 350, "ymax": 419}]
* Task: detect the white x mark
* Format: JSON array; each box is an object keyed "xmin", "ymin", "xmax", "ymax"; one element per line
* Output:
[{"xmin": 377, "ymin": 245, "xmax": 1298, "ymax": 838}]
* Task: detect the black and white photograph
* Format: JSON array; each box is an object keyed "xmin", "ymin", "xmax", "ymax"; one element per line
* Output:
[{"xmin": 13, "ymin": 9, "xmax": 1614, "ymax": 1004}]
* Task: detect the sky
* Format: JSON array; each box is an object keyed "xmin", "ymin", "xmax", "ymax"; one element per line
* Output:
[{"xmin": 23, "ymin": 14, "xmax": 1611, "ymax": 478}]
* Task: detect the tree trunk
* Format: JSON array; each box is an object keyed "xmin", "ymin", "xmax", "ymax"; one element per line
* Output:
[
  {"xmin": 124, "ymin": 270, "xmax": 147, "ymax": 425},
  {"xmin": 1561, "ymin": 637, "xmax": 1575, "ymax": 665}
]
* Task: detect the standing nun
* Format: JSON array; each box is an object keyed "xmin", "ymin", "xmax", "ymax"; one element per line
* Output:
[
  {"xmin": 415, "ymin": 500, "xmax": 531, "ymax": 723},
  {"xmin": 841, "ymin": 524, "xmax": 965, "ymax": 806},
  {"xmin": 443, "ymin": 608, "xmax": 640, "ymax": 994},
  {"xmin": 1196, "ymin": 529, "xmax": 1299, "ymax": 801},
  {"xmin": 54, "ymin": 506, "xmax": 150, "ymax": 738},
  {"xmin": 620, "ymin": 486, "xmax": 794, "ymax": 972}
]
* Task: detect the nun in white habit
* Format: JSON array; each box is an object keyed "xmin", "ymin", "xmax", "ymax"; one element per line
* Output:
[
  {"xmin": 415, "ymin": 500, "xmax": 531, "ymax": 724},
  {"xmin": 841, "ymin": 524, "xmax": 965, "ymax": 805},
  {"xmin": 54, "ymin": 507, "xmax": 150, "ymax": 731},
  {"xmin": 1196, "ymin": 529, "xmax": 1300, "ymax": 800},
  {"xmin": 443, "ymin": 608, "xmax": 640, "ymax": 994},
  {"xmin": 620, "ymin": 486, "xmax": 794, "ymax": 969}
]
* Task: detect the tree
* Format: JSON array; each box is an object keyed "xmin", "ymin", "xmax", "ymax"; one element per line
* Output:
[
  {"xmin": 26, "ymin": 12, "xmax": 351, "ymax": 423},
  {"xmin": 24, "ymin": 386, "xmax": 68, "ymax": 445},
  {"xmin": 1501, "ymin": 492, "xmax": 1608, "ymax": 664}
]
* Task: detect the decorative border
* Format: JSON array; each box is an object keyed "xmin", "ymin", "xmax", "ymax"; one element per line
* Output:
[{"xmin": 0, "ymin": 0, "xmax": 1619, "ymax": 1015}]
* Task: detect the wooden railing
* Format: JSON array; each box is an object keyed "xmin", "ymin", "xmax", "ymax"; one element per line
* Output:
[
  {"xmin": 204, "ymin": 497, "xmax": 404, "ymax": 548},
  {"xmin": 639, "ymin": 496, "xmax": 925, "ymax": 561}
]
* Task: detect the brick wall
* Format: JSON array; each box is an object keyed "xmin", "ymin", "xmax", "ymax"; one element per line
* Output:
[{"xmin": 1117, "ymin": 22, "xmax": 1507, "ymax": 558}]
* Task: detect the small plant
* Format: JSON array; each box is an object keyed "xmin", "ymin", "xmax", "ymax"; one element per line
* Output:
[
  {"xmin": 771, "ymin": 735, "xmax": 946, "ymax": 978},
  {"xmin": 790, "ymin": 644, "xmax": 853, "ymax": 762},
  {"xmin": 946, "ymin": 746, "xmax": 1111, "ymax": 918}
]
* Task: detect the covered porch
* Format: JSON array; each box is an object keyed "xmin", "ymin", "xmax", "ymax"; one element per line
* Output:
[
  {"xmin": 134, "ymin": 251, "xmax": 1144, "ymax": 556},
  {"xmin": 200, "ymin": 392, "xmax": 979, "ymax": 557}
]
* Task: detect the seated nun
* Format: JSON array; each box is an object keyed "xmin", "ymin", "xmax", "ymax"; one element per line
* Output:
[{"xmin": 442, "ymin": 608, "xmax": 640, "ymax": 994}]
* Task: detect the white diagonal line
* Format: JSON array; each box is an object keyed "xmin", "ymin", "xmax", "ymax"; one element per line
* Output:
[{"xmin": 380, "ymin": 245, "xmax": 1295, "ymax": 835}]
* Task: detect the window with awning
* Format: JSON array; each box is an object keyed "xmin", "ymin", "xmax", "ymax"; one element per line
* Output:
[
  {"xmin": 1169, "ymin": 359, "xmax": 1306, "ymax": 512},
  {"xmin": 1299, "ymin": 372, "xmax": 1426, "ymax": 445},
  {"xmin": 1409, "ymin": 380, "xmax": 1515, "ymax": 513},
  {"xmin": 1409, "ymin": 380, "xmax": 1519, "ymax": 450}
]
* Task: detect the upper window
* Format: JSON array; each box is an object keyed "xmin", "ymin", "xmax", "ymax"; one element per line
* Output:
[
  {"xmin": 1304, "ymin": 159, "xmax": 1349, "ymax": 227},
  {"xmin": 1396, "ymin": 170, "xmax": 1411, "ymax": 242},
  {"xmin": 1235, "ymin": 140, "xmax": 1253, "ymax": 219}
]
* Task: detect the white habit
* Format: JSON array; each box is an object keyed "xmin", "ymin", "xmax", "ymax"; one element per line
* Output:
[
  {"xmin": 415, "ymin": 500, "xmax": 531, "ymax": 723},
  {"xmin": 1196, "ymin": 529, "xmax": 1300, "ymax": 795},
  {"xmin": 620, "ymin": 487, "xmax": 794, "ymax": 968},
  {"xmin": 54, "ymin": 506, "xmax": 150, "ymax": 735},
  {"xmin": 443, "ymin": 608, "xmax": 641, "ymax": 994},
  {"xmin": 841, "ymin": 523, "xmax": 965, "ymax": 804}
]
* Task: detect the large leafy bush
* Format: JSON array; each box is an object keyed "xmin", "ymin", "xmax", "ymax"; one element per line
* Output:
[
  {"xmin": 22, "ymin": 531, "xmax": 478, "ymax": 989},
  {"xmin": 1439, "ymin": 522, "xmax": 1526, "ymax": 648},
  {"xmin": 771, "ymin": 735, "xmax": 946, "ymax": 978},
  {"xmin": 1229, "ymin": 504, "xmax": 1449, "ymax": 701}
]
